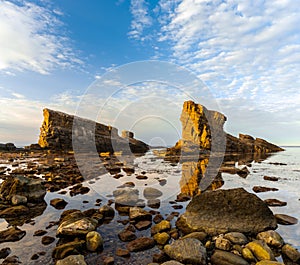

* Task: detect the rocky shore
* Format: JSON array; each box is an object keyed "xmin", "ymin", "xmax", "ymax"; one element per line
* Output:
[{"xmin": 0, "ymin": 102, "xmax": 298, "ymax": 265}]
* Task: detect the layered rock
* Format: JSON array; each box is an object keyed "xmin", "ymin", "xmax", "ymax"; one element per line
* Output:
[
  {"xmin": 167, "ymin": 101, "xmax": 227, "ymax": 156},
  {"xmin": 38, "ymin": 108, "xmax": 149, "ymax": 153},
  {"xmin": 166, "ymin": 101, "xmax": 283, "ymax": 157}
]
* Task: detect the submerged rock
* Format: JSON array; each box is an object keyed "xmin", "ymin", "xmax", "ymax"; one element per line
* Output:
[
  {"xmin": 56, "ymin": 254, "xmax": 87, "ymax": 265},
  {"xmin": 176, "ymin": 188, "xmax": 277, "ymax": 235},
  {"xmin": 275, "ymin": 214, "xmax": 298, "ymax": 225},
  {"xmin": 0, "ymin": 227, "xmax": 26, "ymax": 243},
  {"xmin": 211, "ymin": 250, "xmax": 249, "ymax": 265},
  {"xmin": 57, "ymin": 215, "xmax": 98, "ymax": 236},
  {"xmin": 0, "ymin": 175, "xmax": 46, "ymax": 203}
]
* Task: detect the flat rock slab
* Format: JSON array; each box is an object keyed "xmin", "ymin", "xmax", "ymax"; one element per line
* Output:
[
  {"xmin": 275, "ymin": 214, "xmax": 298, "ymax": 225},
  {"xmin": 264, "ymin": 199, "xmax": 287, "ymax": 207},
  {"xmin": 176, "ymin": 188, "xmax": 277, "ymax": 235}
]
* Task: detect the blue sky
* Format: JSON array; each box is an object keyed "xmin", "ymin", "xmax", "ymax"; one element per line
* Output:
[{"xmin": 0, "ymin": 0, "xmax": 300, "ymax": 146}]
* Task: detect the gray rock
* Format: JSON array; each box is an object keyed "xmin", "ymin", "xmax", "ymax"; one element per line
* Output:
[
  {"xmin": 176, "ymin": 188, "xmax": 277, "ymax": 235},
  {"xmin": 211, "ymin": 250, "xmax": 249, "ymax": 265},
  {"xmin": 143, "ymin": 187, "xmax": 163, "ymax": 199},
  {"xmin": 164, "ymin": 238, "xmax": 207, "ymax": 265},
  {"xmin": 114, "ymin": 188, "xmax": 139, "ymax": 206},
  {"xmin": 56, "ymin": 254, "xmax": 87, "ymax": 265},
  {"xmin": 224, "ymin": 232, "xmax": 248, "ymax": 245}
]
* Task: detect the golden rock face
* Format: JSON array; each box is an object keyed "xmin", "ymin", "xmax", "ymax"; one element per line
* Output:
[
  {"xmin": 180, "ymin": 101, "xmax": 226, "ymax": 151},
  {"xmin": 37, "ymin": 108, "xmax": 149, "ymax": 153}
]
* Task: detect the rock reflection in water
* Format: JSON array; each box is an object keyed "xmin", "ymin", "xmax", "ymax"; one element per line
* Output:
[{"xmin": 179, "ymin": 151, "xmax": 274, "ymax": 196}]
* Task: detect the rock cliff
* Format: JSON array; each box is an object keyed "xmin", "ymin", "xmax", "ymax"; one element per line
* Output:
[
  {"xmin": 38, "ymin": 108, "xmax": 149, "ymax": 153},
  {"xmin": 166, "ymin": 101, "xmax": 283, "ymax": 157}
]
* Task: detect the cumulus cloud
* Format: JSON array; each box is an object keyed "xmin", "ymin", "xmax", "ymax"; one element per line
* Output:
[
  {"xmin": 127, "ymin": 0, "xmax": 300, "ymax": 144},
  {"xmin": 128, "ymin": 0, "xmax": 153, "ymax": 40},
  {"xmin": 0, "ymin": 0, "xmax": 81, "ymax": 74}
]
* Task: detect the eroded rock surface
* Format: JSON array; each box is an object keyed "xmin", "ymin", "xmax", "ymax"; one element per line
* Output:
[
  {"xmin": 38, "ymin": 108, "xmax": 149, "ymax": 153},
  {"xmin": 176, "ymin": 188, "xmax": 277, "ymax": 235}
]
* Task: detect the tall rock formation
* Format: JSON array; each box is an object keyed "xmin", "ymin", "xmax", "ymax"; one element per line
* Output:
[
  {"xmin": 38, "ymin": 108, "xmax": 149, "ymax": 153},
  {"xmin": 166, "ymin": 101, "xmax": 283, "ymax": 157}
]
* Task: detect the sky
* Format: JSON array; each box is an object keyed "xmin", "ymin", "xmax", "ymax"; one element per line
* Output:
[{"xmin": 0, "ymin": 0, "xmax": 300, "ymax": 147}]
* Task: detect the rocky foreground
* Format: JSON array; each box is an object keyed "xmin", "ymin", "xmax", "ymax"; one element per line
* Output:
[{"xmin": 0, "ymin": 149, "xmax": 299, "ymax": 265}]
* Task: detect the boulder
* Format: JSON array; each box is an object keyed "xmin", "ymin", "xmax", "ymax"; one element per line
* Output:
[
  {"xmin": 164, "ymin": 238, "xmax": 207, "ymax": 265},
  {"xmin": 176, "ymin": 188, "xmax": 277, "ymax": 235}
]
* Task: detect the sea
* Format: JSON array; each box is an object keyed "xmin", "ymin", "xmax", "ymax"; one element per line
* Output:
[{"xmin": 0, "ymin": 147, "xmax": 299, "ymax": 264}]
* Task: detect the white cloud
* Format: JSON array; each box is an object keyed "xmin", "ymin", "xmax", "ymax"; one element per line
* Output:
[
  {"xmin": 0, "ymin": 0, "xmax": 81, "ymax": 74},
  {"xmin": 128, "ymin": 0, "xmax": 153, "ymax": 40},
  {"xmin": 126, "ymin": 0, "xmax": 300, "ymax": 144}
]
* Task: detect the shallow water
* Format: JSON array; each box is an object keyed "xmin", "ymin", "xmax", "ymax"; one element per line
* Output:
[{"xmin": 0, "ymin": 147, "xmax": 299, "ymax": 264}]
